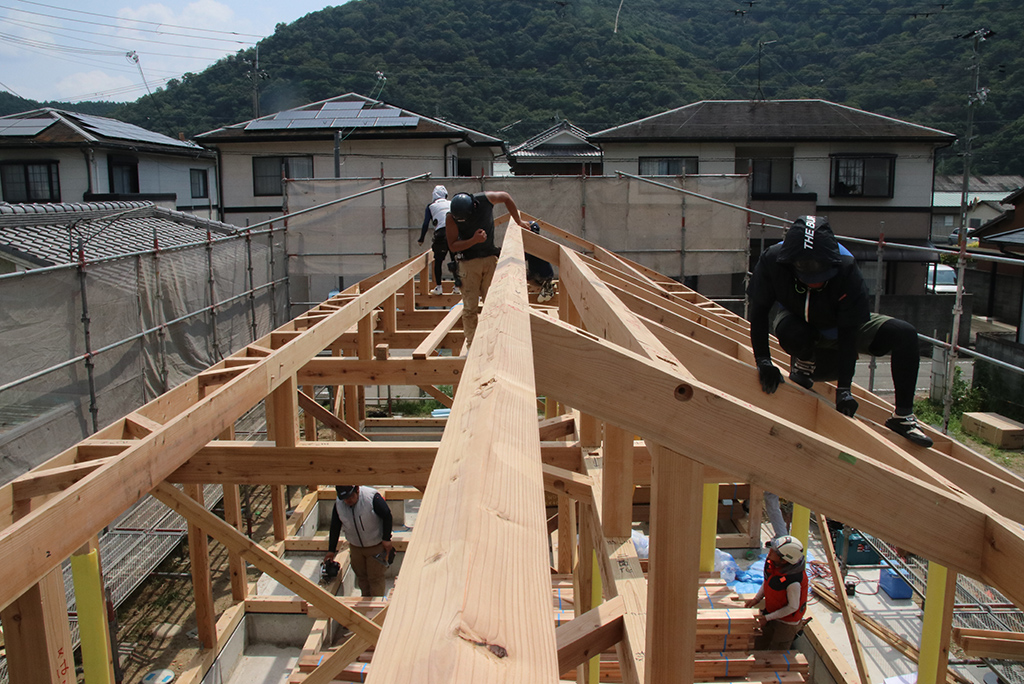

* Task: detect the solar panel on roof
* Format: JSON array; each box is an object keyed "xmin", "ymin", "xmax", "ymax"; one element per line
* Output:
[
  {"xmin": 274, "ymin": 110, "xmax": 318, "ymax": 119},
  {"xmin": 0, "ymin": 119, "xmax": 54, "ymax": 136},
  {"xmin": 72, "ymin": 113, "xmax": 195, "ymax": 147},
  {"xmin": 373, "ymin": 109, "xmax": 402, "ymax": 117},
  {"xmin": 245, "ymin": 120, "xmax": 286, "ymax": 130},
  {"xmin": 288, "ymin": 119, "xmax": 336, "ymax": 129},
  {"xmin": 320, "ymin": 100, "xmax": 363, "ymax": 110}
]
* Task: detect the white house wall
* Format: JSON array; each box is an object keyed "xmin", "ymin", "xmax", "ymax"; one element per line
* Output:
[
  {"xmin": 599, "ymin": 140, "xmax": 938, "ymax": 239},
  {"xmin": 0, "ymin": 146, "xmax": 217, "ymax": 219},
  {"xmin": 216, "ymin": 138, "xmax": 490, "ymax": 228},
  {"xmin": 0, "ymin": 148, "xmax": 90, "ymax": 203}
]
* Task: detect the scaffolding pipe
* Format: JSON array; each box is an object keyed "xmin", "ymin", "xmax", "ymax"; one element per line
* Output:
[{"xmin": 76, "ymin": 239, "xmax": 100, "ymax": 434}]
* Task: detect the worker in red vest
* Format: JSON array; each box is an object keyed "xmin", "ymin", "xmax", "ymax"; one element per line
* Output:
[{"xmin": 742, "ymin": 535, "xmax": 808, "ymax": 650}]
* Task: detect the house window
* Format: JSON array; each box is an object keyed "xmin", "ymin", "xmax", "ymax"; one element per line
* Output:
[
  {"xmin": 253, "ymin": 156, "xmax": 313, "ymax": 196},
  {"xmin": 735, "ymin": 147, "xmax": 793, "ymax": 195},
  {"xmin": 108, "ymin": 155, "xmax": 139, "ymax": 193},
  {"xmin": 0, "ymin": 160, "xmax": 60, "ymax": 202},
  {"xmin": 190, "ymin": 169, "xmax": 209, "ymax": 199},
  {"xmin": 830, "ymin": 155, "xmax": 894, "ymax": 198},
  {"xmin": 639, "ymin": 157, "xmax": 698, "ymax": 176},
  {"xmin": 456, "ymin": 158, "xmax": 473, "ymax": 177}
]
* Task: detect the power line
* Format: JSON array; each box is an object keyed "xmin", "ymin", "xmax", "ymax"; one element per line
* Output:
[
  {"xmin": 0, "ymin": 11, "xmax": 254, "ymax": 49},
  {"xmin": 7, "ymin": 0, "xmax": 264, "ymax": 38}
]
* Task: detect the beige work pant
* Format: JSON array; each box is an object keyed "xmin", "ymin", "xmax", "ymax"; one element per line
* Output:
[
  {"xmin": 349, "ymin": 542, "xmax": 387, "ymax": 596},
  {"xmin": 458, "ymin": 255, "xmax": 497, "ymax": 348}
]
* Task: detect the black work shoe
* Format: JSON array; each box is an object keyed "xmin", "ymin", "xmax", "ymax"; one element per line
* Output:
[
  {"xmin": 885, "ymin": 414, "xmax": 934, "ymax": 448},
  {"xmin": 788, "ymin": 357, "xmax": 815, "ymax": 390}
]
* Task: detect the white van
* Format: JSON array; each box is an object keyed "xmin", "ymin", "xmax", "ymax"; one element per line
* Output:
[{"xmin": 926, "ymin": 264, "xmax": 957, "ymax": 294}]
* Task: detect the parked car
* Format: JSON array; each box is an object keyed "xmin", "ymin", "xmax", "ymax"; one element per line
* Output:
[
  {"xmin": 926, "ymin": 263, "xmax": 958, "ymax": 294},
  {"xmin": 948, "ymin": 227, "xmax": 961, "ymax": 245}
]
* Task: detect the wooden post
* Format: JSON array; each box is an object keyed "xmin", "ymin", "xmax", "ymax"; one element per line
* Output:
[
  {"xmin": 602, "ymin": 423, "xmax": 633, "ymax": 538},
  {"xmin": 557, "ymin": 495, "xmax": 576, "ymax": 575},
  {"xmin": 185, "ymin": 483, "xmax": 217, "ymax": 649},
  {"xmin": 576, "ymin": 505, "xmax": 598, "ymax": 684},
  {"xmin": 267, "ymin": 375, "xmax": 299, "ymax": 542},
  {"xmin": 647, "ymin": 445, "xmax": 702, "ymax": 684},
  {"xmin": 0, "ymin": 500, "xmax": 75, "ymax": 684},
  {"xmin": 357, "ymin": 312, "xmax": 374, "ymax": 423},
  {"xmin": 302, "ymin": 384, "xmax": 318, "ymax": 441},
  {"xmin": 918, "ymin": 562, "xmax": 957, "ymax": 684},
  {"xmin": 2, "ymin": 571, "xmax": 75, "ymax": 684}
]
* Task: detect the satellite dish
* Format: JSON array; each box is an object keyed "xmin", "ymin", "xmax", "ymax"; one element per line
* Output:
[{"xmin": 794, "ymin": 173, "xmax": 804, "ymax": 188}]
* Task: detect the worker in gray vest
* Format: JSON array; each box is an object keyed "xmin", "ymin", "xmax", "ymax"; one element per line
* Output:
[{"xmin": 324, "ymin": 485, "xmax": 394, "ymax": 596}]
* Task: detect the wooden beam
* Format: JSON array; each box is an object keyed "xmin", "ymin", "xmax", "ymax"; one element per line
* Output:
[
  {"xmin": 302, "ymin": 605, "xmax": 389, "ymax": 684},
  {"xmin": 297, "ymin": 390, "xmax": 370, "ymax": 442},
  {"xmin": 151, "ymin": 482, "xmax": 381, "ymax": 644},
  {"xmin": 538, "ymin": 414, "xmax": 576, "ymax": 441},
  {"xmin": 412, "ymin": 302, "xmax": 464, "ymax": 359},
  {"xmin": 366, "ymin": 223, "xmax": 559, "ymax": 683},
  {"xmin": 555, "ymin": 595, "xmax": 625, "ymax": 675},
  {"xmin": 418, "ymin": 384, "xmax": 454, "ymax": 408},
  {"xmin": 297, "ymin": 357, "xmax": 466, "ymax": 385},
  {"xmin": 817, "ymin": 513, "xmax": 873, "ymax": 684},
  {"xmin": 169, "ymin": 441, "xmax": 583, "ymax": 484},
  {"xmin": 543, "ymin": 464, "xmax": 594, "ymax": 503},
  {"xmin": 11, "ymin": 459, "xmax": 110, "ymax": 501}
]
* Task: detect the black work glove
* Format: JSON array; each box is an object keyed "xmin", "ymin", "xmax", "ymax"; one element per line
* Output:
[
  {"xmin": 756, "ymin": 357, "xmax": 783, "ymax": 394},
  {"xmin": 835, "ymin": 388, "xmax": 858, "ymax": 417}
]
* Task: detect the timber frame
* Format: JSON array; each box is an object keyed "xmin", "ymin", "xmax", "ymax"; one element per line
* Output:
[{"xmin": 2, "ymin": 213, "xmax": 1024, "ymax": 684}]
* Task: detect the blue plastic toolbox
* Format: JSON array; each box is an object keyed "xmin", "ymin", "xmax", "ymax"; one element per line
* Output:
[{"xmin": 880, "ymin": 568, "xmax": 913, "ymax": 600}]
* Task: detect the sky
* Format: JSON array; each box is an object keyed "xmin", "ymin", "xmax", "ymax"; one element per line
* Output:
[{"xmin": 0, "ymin": 0, "xmax": 348, "ymax": 103}]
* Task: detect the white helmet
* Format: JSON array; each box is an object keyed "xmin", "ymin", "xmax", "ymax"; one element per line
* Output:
[{"xmin": 770, "ymin": 535, "xmax": 804, "ymax": 564}]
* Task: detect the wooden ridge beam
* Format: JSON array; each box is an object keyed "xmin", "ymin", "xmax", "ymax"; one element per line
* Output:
[{"xmin": 366, "ymin": 222, "xmax": 559, "ymax": 683}]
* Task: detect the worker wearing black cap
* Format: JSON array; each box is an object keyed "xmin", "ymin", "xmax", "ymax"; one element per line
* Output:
[
  {"xmin": 748, "ymin": 216, "xmax": 932, "ymax": 447},
  {"xmin": 324, "ymin": 485, "xmax": 394, "ymax": 596}
]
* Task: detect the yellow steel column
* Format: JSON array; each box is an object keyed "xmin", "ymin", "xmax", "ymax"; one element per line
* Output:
[
  {"xmin": 70, "ymin": 549, "xmax": 113, "ymax": 684},
  {"xmin": 699, "ymin": 483, "xmax": 719, "ymax": 572},
  {"xmin": 791, "ymin": 504, "xmax": 810, "ymax": 551},
  {"xmin": 918, "ymin": 562, "xmax": 957, "ymax": 684}
]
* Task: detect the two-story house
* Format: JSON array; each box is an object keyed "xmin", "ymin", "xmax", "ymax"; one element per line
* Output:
[
  {"xmin": 195, "ymin": 93, "xmax": 505, "ymax": 227},
  {"xmin": 0, "ymin": 109, "xmax": 218, "ymax": 219},
  {"xmin": 506, "ymin": 120, "xmax": 603, "ymax": 176},
  {"xmin": 590, "ymin": 99, "xmax": 956, "ymax": 293}
]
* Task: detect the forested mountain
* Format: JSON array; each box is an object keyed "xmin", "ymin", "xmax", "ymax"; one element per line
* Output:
[{"xmin": 6, "ymin": 0, "xmax": 1023, "ymax": 174}]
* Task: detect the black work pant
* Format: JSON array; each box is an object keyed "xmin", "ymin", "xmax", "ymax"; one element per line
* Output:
[
  {"xmin": 431, "ymin": 231, "xmax": 461, "ymax": 287},
  {"xmin": 773, "ymin": 312, "xmax": 920, "ymax": 415}
]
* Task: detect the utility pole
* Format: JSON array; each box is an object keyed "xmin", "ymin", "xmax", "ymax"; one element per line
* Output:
[
  {"xmin": 943, "ymin": 28, "xmax": 994, "ymax": 432},
  {"xmin": 755, "ymin": 40, "xmax": 776, "ymax": 101},
  {"xmin": 246, "ymin": 46, "xmax": 268, "ymax": 119}
]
